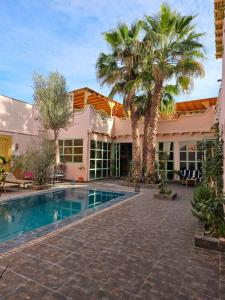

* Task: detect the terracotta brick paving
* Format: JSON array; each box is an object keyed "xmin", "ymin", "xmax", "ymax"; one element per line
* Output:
[{"xmin": 0, "ymin": 182, "xmax": 224, "ymax": 299}]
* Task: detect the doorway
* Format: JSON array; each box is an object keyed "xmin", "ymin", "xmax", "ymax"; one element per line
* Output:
[{"xmin": 120, "ymin": 143, "xmax": 132, "ymax": 177}]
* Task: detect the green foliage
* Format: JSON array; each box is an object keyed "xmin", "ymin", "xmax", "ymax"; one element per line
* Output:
[
  {"xmin": 97, "ymin": 4, "xmax": 205, "ymax": 181},
  {"xmin": 134, "ymin": 85, "xmax": 177, "ymax": 118},
  {"xmin": 96, "ymin": 22, "xmax": 144, "ymax": 179},
  {"xmin": 158, "ymin": 151, "xmax": 171, "ymax": 194},
  {"xmin": 33, "ymin": 71, "xmax": 73, "ymax": 139},
  {"xmin": 11, "ymin": 155, "xmax": 27, "ymax": 173},
  {"xmin": 192, "ymin": 185, "xmax": 214, "ymax": 221},
  {"xmin": 192, "ymin": 124, "xmax": 225, "ymax": 237},
  {"xmin": 0, "ymin": 156, "xmax": 8, "ymax": 177},
  {"xmin": 141, "ymin": 4, "xmax": 205, "ymax": 181},
  {"xmin": 159, "ymin": 184, "xmax": 172, "ymax": 195},
  {"xmin": 0, "ymin": 156, "xmax": 8, "ymax": 187},
  {"xmin": 25, "ymin": 134, "xmax": 56, "ymax": 185},
  {"xmin": 192, "ymin": 186, "xmax": 225, "ymax": 237},
  {"xmin": 202, "ymin": 129, "xmax": 224, "ymax": 195}
]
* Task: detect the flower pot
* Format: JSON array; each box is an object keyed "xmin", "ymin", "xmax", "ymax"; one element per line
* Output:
[
  {"xmin": 14, "ymin": 168, "xmax": 24, "ymax": 179},
  {"xmin": 77, "ymin": 176, "xmax": 84, "ymax": 183}
]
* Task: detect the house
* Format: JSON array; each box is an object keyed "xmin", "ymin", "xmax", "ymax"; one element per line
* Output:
[
  {"xmin": 214, "ymin": 0, "xmax": 225, "ymax": 187},
  {"xmin": 0, "ymin": 87, "xmax": 217, "ymax": 181}
]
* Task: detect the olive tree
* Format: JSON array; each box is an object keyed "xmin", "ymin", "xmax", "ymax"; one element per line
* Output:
[{"xmin": 33, "ymin": 71, "xmax": 74, "ymax": 163}]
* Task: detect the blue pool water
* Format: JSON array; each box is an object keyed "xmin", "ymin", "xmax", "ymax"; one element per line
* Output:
[{"xmin": 0, "ymin": 189, "xmax": 125, "ymax": 242}]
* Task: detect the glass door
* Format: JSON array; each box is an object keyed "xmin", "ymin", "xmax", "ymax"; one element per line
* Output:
[{"xmin": 111, "ymin": 143, "xmax": 120, "ymax": 178}]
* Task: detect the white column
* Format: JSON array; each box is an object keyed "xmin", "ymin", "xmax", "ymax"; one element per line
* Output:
[{"xmin": 174, "ymin": 140, "xmax": 180, "ymax": 180}]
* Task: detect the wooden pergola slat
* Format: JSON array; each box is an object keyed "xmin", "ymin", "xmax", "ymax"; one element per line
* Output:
[{"xmin": 71, "ymin": 87, "xmax": 217, "ymax": 118}]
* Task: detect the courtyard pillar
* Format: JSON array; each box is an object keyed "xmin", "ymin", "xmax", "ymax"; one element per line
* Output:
[{"xmin": 174, "ymin": 140, "xmax": 180, "ymax": 180}]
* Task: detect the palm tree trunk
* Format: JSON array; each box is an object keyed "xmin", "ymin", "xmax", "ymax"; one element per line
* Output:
[
  {"xmin": 130, "ymin": 103, "xmax": 141, "ymax": 180},
  {"xmin": 146, "ymin": 82, "xmax": 163, "ymax": 183},
  {"xmin": 142, "ymin": 94, "xmax": 151, "ymax": 169}
]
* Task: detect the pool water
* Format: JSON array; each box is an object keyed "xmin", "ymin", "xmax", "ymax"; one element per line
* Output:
[{"xmin": 0, "ymin": 189, "xmax": 125, "ymax": 242}]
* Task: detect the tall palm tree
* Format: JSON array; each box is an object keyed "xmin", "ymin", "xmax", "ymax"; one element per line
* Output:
[
  {"xmin": 134, "ymin": 84, "xmax": 178, "ymax": 170},
  {"xmin": 142, "ymin": 3, "xmax": 205, "ymax": 182},
  {"xmin": 96, "ymin": 22, "xmax": 143, "ymax": 178}
]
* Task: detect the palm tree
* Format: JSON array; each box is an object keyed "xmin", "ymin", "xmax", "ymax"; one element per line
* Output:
[
  {"xmin": 142, "ymin": 3, "xmax": 205, "ymax": 182},
  {"xmin": 96, "ymin": 22, "xmax": 143, "ymax": 178},
  {"xmin": 134, "ymin": 84, "xmax": 178, "ymax": 172}
]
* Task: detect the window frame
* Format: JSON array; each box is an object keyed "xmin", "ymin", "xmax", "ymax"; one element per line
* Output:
[
  {"xmin": 179, "ymin": 140, "xmax": 203, "ymax": 171},
  {"xmin": 89, "ymin": 140, "xmax": 112, "ymax": 180},
  {"xmin": 59, "ymin": 139, "xmax": 83, "ymax": 163},
  {"xmin": 156, "ymin": 141, "xmax": 174, "ymax": 180}
]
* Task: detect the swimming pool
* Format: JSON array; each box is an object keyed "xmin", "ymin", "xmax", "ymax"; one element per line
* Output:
[{"xmin": 0, "ymin": 188, "xmax": 126, "ymax": 243}]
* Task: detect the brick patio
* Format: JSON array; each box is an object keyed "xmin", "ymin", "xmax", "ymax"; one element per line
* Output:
[{"xmin": 0, "ymin": 182, "xmax": 224, "ymax": 299}]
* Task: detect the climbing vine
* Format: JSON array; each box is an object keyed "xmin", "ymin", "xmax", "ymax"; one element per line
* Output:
[
  {"xmin": 192, "ymin": 123, "xmax": 225, "ymax": 237},
  {"xmin": 203, "ymin": 124, "xmax": 223, "ymax": 195}
]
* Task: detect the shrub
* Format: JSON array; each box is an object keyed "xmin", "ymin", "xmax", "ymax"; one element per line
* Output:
[
  {"xmin": 191, "ymin": 124, "xmax": 225, "ymax": 237},
  {"xmin": 0, "ymin": 156, "xmax": 8, "ymax": 177},
  {"xmin": 192, "ymin": 185, "xmax": 214, "ymax": 221},
  {"xmin": 25, "ymin": 134, "xmax": 55, "ymax": 185},
  {"xmin": 192, "ymin": 185, "xmax": 225, "ymax": 237},
  {"xmin": 0, "ymin": 156, "xmax": 8, "ymax": 193},
  {"xmin": 159, "ymin": 184, "xmax": 171, "ymax": 195},
  {"xmin": 11, "ymin": 155, "xmax": 28, "ymax": 179}
]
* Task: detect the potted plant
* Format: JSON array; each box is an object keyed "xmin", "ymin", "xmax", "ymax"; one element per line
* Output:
[
  {"xmin": 154, "ymin": 152, "xmax": 177, "ymax": 200},
  {"xmin": 11, "ymin": 155, "xmax": 26, "ymax": 179},
  {"xmin": 154, "ymin": 173, "xmax": 177, "ymax": 200},
  {"xmin": 77, "ymin": 165, "xmax": 85, "ymax": 183}
]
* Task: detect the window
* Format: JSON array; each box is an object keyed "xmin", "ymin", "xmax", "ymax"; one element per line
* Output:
[
  {"xmin": 89, "ymin": 140, "xmax": 111, "ymax": 179},
  {"xmin": 111, "ymin": 143, "xmax": 120, "ymax": 178},
  {"xmin": 59, "ymin": 139, "xmax": 83, "ymax": 163},
  {"xmin": 179, "ymin": 141, "xmax": 203, "ymax": 171},
  {"xmin": 156, "ymin": 142, "xmax": 174, "ymax": 180}
]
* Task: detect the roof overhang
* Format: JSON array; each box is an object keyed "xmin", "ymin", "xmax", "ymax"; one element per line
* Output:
[
  {"xmin": 214, "ymin": 0, "xmax": 225, "ymax": 59},
  {"xmin": 71, "ymin": 87, "xmax": 125, "ymax": 118},
  {"xmin": 175, "ymin": 97, "xmax": 217, "ymax": 112},
  {"xmin": 71, "ymin": 87, "xmax": 217, "ymax": 118}
]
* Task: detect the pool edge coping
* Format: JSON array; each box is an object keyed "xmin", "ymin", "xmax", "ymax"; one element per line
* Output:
[{"xmin": 0, "ymin": 184, "xmax": 89, "ymax": 203}]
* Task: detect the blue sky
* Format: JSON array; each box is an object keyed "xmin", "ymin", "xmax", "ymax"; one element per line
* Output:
[{"xmin": 0, "ymin": 0, "xmax": 222, "ymax": 103}]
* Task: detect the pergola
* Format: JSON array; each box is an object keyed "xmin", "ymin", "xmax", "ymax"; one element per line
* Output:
[
  {"xmin": 214, "ymin": 0, "xmax": 225, "ymax": 59},
  {"xmin": 71, "ymin": 87, "xmax": 125, "ymax": 118},
  {"xmin": 71, "ymin": 87, "xmax": 217, "ymax": 118},
  {"xmin": 175, "ymin": 97, "xmax": 217, "ymax": 113}
]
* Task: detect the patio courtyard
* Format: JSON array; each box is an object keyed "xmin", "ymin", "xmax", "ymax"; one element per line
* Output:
[{"xmin": 0, "ymin": 182, "xmax": 224, "ymax": 300}]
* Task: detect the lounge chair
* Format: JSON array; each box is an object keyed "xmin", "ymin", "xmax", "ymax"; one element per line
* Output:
[
  {"xmin": 5, "ymin": 173, "xmax": 33, "ymax": 188},
  {"xmin": 180, "ymin": 169, "xmax": 202, "ymax": 186},
  {"xmin": 0, "ymin": 178, "xmax": 20, "ymax": 192},
  {"xmin": 48, "ymin": 165, "xmax": 65, "ymax": 183}
]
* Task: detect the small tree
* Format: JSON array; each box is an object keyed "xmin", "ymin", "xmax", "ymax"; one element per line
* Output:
[
  {"xmin": 33, "ymin": 71, "xmax": 73, "ymax": 162},
  {"xmin": 25, "ymin": 134, "xmax": 55, "ymax": 185},
  {"xmin": 157, "ymin": 152, "xmax": 171, "ymax": 195}
]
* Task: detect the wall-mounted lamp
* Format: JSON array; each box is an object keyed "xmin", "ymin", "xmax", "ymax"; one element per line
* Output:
[{"xmin": 108, "ymin": 100, "xmax": 116, "ymax": 117}]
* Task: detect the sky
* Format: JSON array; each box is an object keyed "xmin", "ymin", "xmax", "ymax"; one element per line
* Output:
[{"xmin": 0, "ymin": 0, "xmax": 222, "ymax": 104}]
